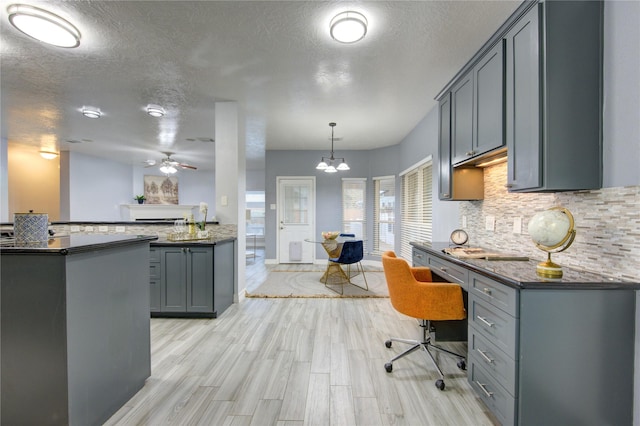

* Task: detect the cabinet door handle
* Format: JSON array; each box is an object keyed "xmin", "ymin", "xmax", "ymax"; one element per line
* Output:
[
  {"xmin": 415, "ymin": 253, "xmax": 423, "ymax": 259},
  {"xmin": 475, "ymin": 381, "xmax": 494, "ymax": 398},
  {"xmin": 442, "ymin": 193, "xmax": 450, "ymax": 198},
  {"xmin": 476, "ymin": 315, "xmax": 495, "ymax": 328},
  {"xmin": 476, "ymin": 348, "xmax": 494, "ymax": 364}
]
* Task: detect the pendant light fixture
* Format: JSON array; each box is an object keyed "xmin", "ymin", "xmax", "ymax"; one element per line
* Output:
[
  {"xmin": 316, "ymin": 122, "xmax": 349, "ymax": 173},
  {"xmin": 7, "ymin": 4, "xmax": 81, "ymax": 48}
]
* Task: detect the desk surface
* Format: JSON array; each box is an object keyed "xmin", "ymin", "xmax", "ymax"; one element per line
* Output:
[{"xmin": 412, "ymin": 241, "xmax": 640, "ymax": 290}]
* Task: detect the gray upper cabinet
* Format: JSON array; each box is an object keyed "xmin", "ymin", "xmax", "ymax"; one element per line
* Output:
[
  {"xmin": 451, "ymin": 41, "xmax": 505, "ymax": 166},
  {"xmin": 438, "ymin": 94, "xmax": 453, "ymax": 199},
  {"xmin": 473, "ymin": 40, "xmax": 505, "ymax": 158},
  {"xmin": 439, "ymin": 93, "xmax": 484, "ymax": 201},
  {"xmin": 437, "ymin": 0, "xmax": 603, "ymax": 195},
  {"xmin": 451, "ymin": 73, "xmax": 474, "ymax": 165},
  {"xmin": 505, "ymin": 1, "xmax": 603, "ymax": 192}
]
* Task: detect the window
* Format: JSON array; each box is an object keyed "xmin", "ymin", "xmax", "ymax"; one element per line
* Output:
[
  {"xmin": 400, "ymin": 157, "xmax": 432, "ymax": 260},
  {"xmin": 373, "ymin": 176, "xmax": 395, "ymax": 255},
  {"xmin": 245, "ymin": 191, "xmax": 265, "ymax": 236},
  {"xmin": 342, "ymin": 178, "xmax": 366, "ymax": 239}
]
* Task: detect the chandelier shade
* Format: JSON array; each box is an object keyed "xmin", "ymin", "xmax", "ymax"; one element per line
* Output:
[{"xmin": 316, "ymin": 122, "xmax": 349, "ymax": 173}]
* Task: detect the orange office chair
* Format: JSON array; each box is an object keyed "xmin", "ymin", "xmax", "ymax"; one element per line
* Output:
[{"xmin": 381, "ymin": 251, "xmax": 467, "ymax": 390}]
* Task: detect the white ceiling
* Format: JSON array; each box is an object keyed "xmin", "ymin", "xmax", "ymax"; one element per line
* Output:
[{"xmin": 0, "ymin": 0, "xmax": 520, "ymax": 171}]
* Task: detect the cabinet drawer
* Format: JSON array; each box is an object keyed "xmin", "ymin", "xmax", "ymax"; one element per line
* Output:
[
  {"xmin": 428, "ymin": 256, "xmax": 468, "ymax": 289},
  {"xmin": 469, "ymin": 272, "xmax": 518, "ymax": 317},
  {"xmin": 469, "ymin": 296, "xmax": 517, "ymax": 357},
  {"xmin": 150, "ymin": 248, "xmax": 160, "ymax": 263},
  {"xmin": 469, "ymin": 327, "xmax": 517, "ymax": 395},
  {"xmin": 412, "ymin": 249, "xmax": 429, "ymax": 267},
  {"xmin": 469, "ymin": 359, "xmax": 517, "ymax": 426}
]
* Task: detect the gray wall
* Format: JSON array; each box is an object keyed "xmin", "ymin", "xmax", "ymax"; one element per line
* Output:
[{"xmin": 62, "ymin": 151, "xmax": 215, "ymax": 221}]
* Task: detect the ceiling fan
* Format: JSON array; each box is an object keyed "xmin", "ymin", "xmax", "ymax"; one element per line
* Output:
[{"xmin": 144, "ymin": 151, "xmax": 197, "ymax": 174}]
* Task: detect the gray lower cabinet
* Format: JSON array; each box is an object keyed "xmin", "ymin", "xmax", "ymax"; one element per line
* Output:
[
  {"xmin": 151, "ymin": 242, "xmax": 235, "ymax": 317},
  {"xmin": 505, "ymin": 1, "xmax": 603, "ymax": 192},
  {"xmin": 412, "ymin": 246, "xmax": 636, "ymax": 425}
]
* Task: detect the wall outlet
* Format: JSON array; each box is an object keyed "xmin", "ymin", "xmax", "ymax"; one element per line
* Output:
[
  {"xmin": 221, "ymin": 195, "xmax": 228, "ymax": 206},
  {"xmin": 98, "ymin": 226, "xmax": 109, "ymax": 232},
  {"xmin": 85, "ymin": 226, "xmax": 94, "ymax": 232},
  {"xmin": 513, "ymin": 217, "xmax": 523, "ymax": 234},
  {"xmin": 115, "ymin": 226, "xmax": 126, "ymax": 233},
  {"xmin": 485, "ymin": 216, "xmax": 495, "ymax": 231},
  {"xmin": 70, "ymin": 225, "xmax": 80, "ymax": 232},
  {"xmin": 270, "ymin": 204, "xmax": 276, "ymax": 210},
  {"xmin": 462, "ymin": 215, "xmax": 467, "ymax": 228}
]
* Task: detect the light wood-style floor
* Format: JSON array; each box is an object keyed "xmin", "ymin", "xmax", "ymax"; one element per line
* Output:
[{"xmin": 105, "ymin": 250, "xmax": 497, "ymax": 425}]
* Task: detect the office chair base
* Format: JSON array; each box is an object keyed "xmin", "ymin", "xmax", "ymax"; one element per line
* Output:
[{"xmin": 383, "ymin": 328, "xmax": 466, "ymax": 391}]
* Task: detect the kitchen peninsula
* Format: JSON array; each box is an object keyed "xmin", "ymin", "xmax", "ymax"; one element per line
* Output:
[
  {"xmin": 1, "ymin": 234, "xmax": 157, "ymax": 425},
  {"xmin": 412, "ymin": 242, "xmax": 640, "ymax": 425}
]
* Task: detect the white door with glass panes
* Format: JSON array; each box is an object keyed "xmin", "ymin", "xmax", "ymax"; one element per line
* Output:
[{"xmin": 277, "ymin": 177, "xmax": 315, "ymax": 263}]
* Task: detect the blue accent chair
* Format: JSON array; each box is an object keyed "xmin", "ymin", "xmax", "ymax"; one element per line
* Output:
[{"xmin": 322, "ymin": 240, "xmax": 368, "ymax": 294}]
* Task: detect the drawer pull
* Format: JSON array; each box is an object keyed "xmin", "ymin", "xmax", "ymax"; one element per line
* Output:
[
  {"xmin": 439, "ymin": 267, "xmax": 447, "ymax": 272},
  {"xmin": 476, "ymin": 348, "xmax": 494, "ymax": 364},
  {"xmin": 475, "ymin": 381, "xmax": 494, "ymax": 398},
  {"xmin": 415, "ymin": 254, "xmax": 423, "ymax": 259},
  {"xmin": 476, "ymin": 315, "xmax": 495, "ymax": 328},
  {"xmin": 482, "ymin": 287, "xmax": 492, "ymax": 295}
]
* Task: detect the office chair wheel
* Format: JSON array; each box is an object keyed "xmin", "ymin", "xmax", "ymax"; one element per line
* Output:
[
  {"xmin": 385, "ymin": 340, "xmax": 392, "ymax": 348},
  {"xmin": 384, "ymin": 363, "xmax": 393, "ymax": 373},
  {"xmin": 435, "ymin": 379, "xmax": 445, "ymax": 391},
  {"xmin": 457, "ymin": 359, "xmax": 466, "ymax": 370}
]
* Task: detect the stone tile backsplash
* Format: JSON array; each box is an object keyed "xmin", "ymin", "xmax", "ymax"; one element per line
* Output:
[
  {"xmin": 460, "ymin": 162, "xmax": 640, "ymax": 281},
  {"xmin": 49, "ymin": 223, "xmax": 238, "ymax": 242}
]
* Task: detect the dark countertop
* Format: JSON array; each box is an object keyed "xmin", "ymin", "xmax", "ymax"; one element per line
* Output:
[
  {"xmin": 411, "ymin": 241, "xmax": 640, "ymax": 290},
  {"xmin": 151, "ymin": 237, "xmax": 236, "ymax": 246},
  {"xmin": 0, "ymin": 234, "xmax": 158, "ymax": 255}
]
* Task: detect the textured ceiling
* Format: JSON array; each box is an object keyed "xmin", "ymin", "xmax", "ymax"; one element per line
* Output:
[{"xmin": 0, "ymin": 1, "xmax": 520, "ymax": 171}]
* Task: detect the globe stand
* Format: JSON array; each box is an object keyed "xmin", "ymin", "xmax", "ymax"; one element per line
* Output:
[
  {"xmin": 536, "ymin": 252, "xmax": 564, "ymax": 278},
  {"xmin": 528, "ymin": 207, "xmax": 576, "ymax": 280}
]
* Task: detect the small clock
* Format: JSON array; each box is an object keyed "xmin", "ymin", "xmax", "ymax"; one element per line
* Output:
[{"xmin": 450, "ymin": 229, "xmax": 469, "ymax": 246}]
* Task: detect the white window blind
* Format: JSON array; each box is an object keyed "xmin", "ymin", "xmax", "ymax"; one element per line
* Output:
[
  {"xmin": 373, "ymin": 176, "xmax": 395, "ymax": 256},
  {"xmin": 342, "ymin": 178, "xmax": 366, "ymax": 240},
  {"xmin": 400, "ymin": 159, "xmax": 432, "ymax": 261}
]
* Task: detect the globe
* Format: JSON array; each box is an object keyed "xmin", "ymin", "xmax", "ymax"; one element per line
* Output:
[{"xmin": 528, "ymin": 207, "xmax": 576, "ymax": 278}]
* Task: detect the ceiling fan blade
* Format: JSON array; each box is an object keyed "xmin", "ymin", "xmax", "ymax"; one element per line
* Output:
[{"xmin": 178, "ymin": 163, "xmax": 197, "ymax": 170}]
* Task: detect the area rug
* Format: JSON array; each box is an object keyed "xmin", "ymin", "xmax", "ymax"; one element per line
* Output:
[{"xmin": 245, "ymin": 270, "xmax": 388, "ymax": 298}]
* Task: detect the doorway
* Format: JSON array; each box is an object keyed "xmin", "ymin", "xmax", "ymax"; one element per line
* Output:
[{"xmin": 276, "ymin": 177, "xmax": 315, "ymax": 263}]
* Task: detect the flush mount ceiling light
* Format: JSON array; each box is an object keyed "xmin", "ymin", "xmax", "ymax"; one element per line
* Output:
[
  {"xmin": 316, "ymin": 122, "xmax": 349, "ymax": 173},
  {"xmin": 81, "ymin": 106, "xmax": 101, "ymax": 119},
  {"xmin": 146, "ymin": 104, "xmax": 165, "ymax": 118},
  {"xmin": 39, "ymin": 150, "xmax": 58, "ymax": 160},
  {"xmin": 7, "ymin": 4, "xmax": 81, "ymax": 48},
  {"xmin": 330, "ymin": 11, "xmax": 367, "ymax": 44}
]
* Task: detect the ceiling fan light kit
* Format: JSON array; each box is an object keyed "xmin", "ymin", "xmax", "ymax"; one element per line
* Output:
[
  {"xmin": 330, "ymin": 11, "xmax": 367, "ymax": 44},
  {"xmin": 316, "ymin": 122, "xmax": 349, "ymax": 173},
  {"xmin": 7, "ymin": 4, "xmax": 81, "ymax": 48}
]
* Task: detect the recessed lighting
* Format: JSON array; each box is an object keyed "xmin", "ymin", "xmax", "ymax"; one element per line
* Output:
[
  {"xmin": 82, "ymin": 106, "xmax": 101, "ymax": 119},
  {"xmin": 146, "ymin": 104, "xmax": 165, "ymax": 118},
  {"xmin": 7, "ymin": 4, "xmax": 81, "ymax": 48},
  {"xmin": 330, "ymin": 11, "xmax": 367, "ymax": 44},
  {"xmin": 39, "ymin": 150, "xmax": 58, "ymax": 160}
]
